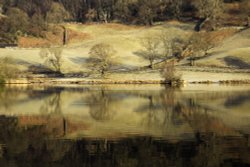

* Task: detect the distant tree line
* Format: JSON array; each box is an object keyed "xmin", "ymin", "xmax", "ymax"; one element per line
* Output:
[{"xmin": 0, "ymin": 0, "xmax": 249, "ymax": 44}]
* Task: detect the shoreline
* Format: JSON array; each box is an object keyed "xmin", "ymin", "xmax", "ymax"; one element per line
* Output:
[
  {"xmin": 3, "ymin": 78, "xmax": 250, "ymax": 85},
  {"xmin": 2, "ymin": 67, "xmax": 250, "ymax": 86}
]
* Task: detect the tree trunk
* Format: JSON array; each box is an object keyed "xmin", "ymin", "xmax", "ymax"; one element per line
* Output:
[
  {"xmin": 247, "ymin": 16, "xmax": 250, "ymax": 27},
  {"xmin": 63, "ymin": 118, "xmax": 67, "ymax": 136},
  {"xmin": 149, "ymin": 60, "xmax": 154, "ymax": 69},
  {"xmin": 190, "ymin": 58, "xmax": 195, "ymax": 66},
  {"xmin": 149, "ymin": 18, "xmax": 153, "ymax": 26},
  {"xmin": 63, "ymin": 27, "xmax": 68, "ymax": 45},
  {"xmin": 101, "ymin": 69, "xmax": 105, "ymax": 76},
  {"xmin": 194, "ymin": 18, "xmax": 208, "ymax": 32}
]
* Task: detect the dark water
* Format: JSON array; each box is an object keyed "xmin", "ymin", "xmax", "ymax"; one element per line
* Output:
[{"xmin": 0, "ymin": 85, "xmax": 250, "ymax": 167}]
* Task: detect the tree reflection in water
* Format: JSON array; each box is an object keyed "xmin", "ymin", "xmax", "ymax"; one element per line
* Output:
[
  {"xmin": 0, "ymin": 86, "xmax": 249, "ymax": 166},
  {"xmin": 0, "ymin": 115, "xmax": 249, "ymax": 167},
  {"xmin": 39, "ymin": 87, "xmax": 64, "ymax": 115},
  {"xmin": 0, "ymin": 85, "xmax": 21, "ymax": 110},
  {"xmin": 38, "ymin": 87, "xmax": 68, "ymax": 137},
  {"xmin": 134, "ymin": 87, "xmax": 187, "ymax": 134},
  {"xmin": 86, "ymin": 88, "xmax": 117, "ymax": 121}
]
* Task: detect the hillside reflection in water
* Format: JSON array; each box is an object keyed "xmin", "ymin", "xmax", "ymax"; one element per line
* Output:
[{"xmin": 0, "ymin": 85, "xmax": 250, "ymax": 167}]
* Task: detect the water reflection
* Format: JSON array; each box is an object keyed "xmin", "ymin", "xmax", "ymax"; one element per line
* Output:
[
  {"xmin": 86, "ymin": 88, "xmax": 117, "ymax": 121},
  {"xmin": 40, "ymin": 90, "xmax": 62, "ymax": 115},
  {"xmin": 0, "ymin": 85, "xmax": 250, "ymax": 166},
  {"xmin": 0, "ymin": 85, "xmax": 21, "ymax": 110}
]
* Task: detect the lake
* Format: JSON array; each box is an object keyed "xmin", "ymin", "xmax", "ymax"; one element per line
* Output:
[{"xmin": 0, "ymin": 84, "xmax": 250, "ymax": 167}]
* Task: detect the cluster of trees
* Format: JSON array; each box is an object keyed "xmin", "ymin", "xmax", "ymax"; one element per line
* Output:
[
  {"xmin": 1, "ymin": 0, "xmax": 249, "ymax": 44},
  {"xmin": 2, "ymin": 0, "xmax": 248, "ymax": 25},
  {"xmin": 0, "ymin": 0, "xmax": 225, "ymax": 26},
  {"xmin": 0, "ymin": 0, "xmax": 69, "ymax": 43},
  {"xmin": 38, "ymin": 44, "xmax": 116, "ymax": 77},
  {"xmin": 38, "ymin": 30, "xmax": 217, "ymax": 81},
  {"xmin": 138, "ymin": 31, "xmax": 216, "ymax": 68}
]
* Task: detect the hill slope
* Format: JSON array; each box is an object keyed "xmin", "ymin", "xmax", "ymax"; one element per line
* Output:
[
  {"xmin": 0, "ymin": 22, "xmax": 250, "ymax": 82},
  {"xmin": 195, "ymin": 28, "xmax": 250, "ymax": 68}
]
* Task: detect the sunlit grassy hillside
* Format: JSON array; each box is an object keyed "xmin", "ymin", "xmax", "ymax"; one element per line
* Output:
[
  {"xmin": 194, "ymin": 28, "xmax": 250, "ymax": 68},
  {"xmin": 0, "ymin": 22, "xmax": 250, "ymax": 82},
  {"xmin": 0, "ymin": 22, "xmax": 193, "ymax": 73}
]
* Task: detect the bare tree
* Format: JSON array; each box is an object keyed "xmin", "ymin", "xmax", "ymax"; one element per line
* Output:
[
  {"xmin": 159, "ymin": 28, "xmax": 194, "ymax": 60},
  {"xmin": 40, "ymin": 47, "xmax": 64, "ymax": 73},
  {"xmin": 88, "ymin": 43, "xmax": 116, "ymax": 77},
  {"xmin": 190, "ymin": 33, "xmax": 215, "ymax": 54},
  {"xmin": 169, "ymin": 37, "xmax": 192, "ymax": 59},
  {"xmin": 139, "ymin": 35, "xmax": 161, "ymax": 69}
]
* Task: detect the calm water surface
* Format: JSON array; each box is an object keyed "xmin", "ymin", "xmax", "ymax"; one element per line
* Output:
[{"xmin": 0, "ymin": 84, "xmax": 250, "ymax": 167}]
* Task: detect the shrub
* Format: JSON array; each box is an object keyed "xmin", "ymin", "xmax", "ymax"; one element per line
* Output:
[
  {"xmin": 0, "ymin": 57, "xmax": 19, "ymax": 83},
  {"xmin": 161, "ymin": 61, "xmax": 181, "ymax": 84}
]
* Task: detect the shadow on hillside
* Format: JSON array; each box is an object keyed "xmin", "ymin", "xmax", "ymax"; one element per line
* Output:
[
  {"xmin": 14, "ymin": 59, "xmax": 33, "ymax": 66},
  {"xmin": 224, "ymin": 56, "xmax": 250, "ymax": 69},
  {"xmin": 28, "ymin": 65, "xmax": 63, "ymax": 76},
  {"xmin": 133, "ymin": 51, "xmax": 162, "ymax": 66},
  {"xmin": 69, "ymin": 57, "xmax": 88, "ymax": 64},
  {"xmin": 84, "ymin": 55, "xmax": 140, "ymax": 74}
]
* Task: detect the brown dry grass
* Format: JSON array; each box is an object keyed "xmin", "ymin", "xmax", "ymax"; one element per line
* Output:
[
  {"xmin": 101, "ymin": 23, "xmax": 143, "ymax": 30},
  {"xmin": 208, "ymin": 28, "xmax": 238, "ymax": 44},
  {"xmin": 18, "ymin": 26, "xmax": 90, "ymax": 48},
  {"xmin": 18, "ymin": 37, "xmax": 51, "ymax": 48},
  {"xmin": 67, "ymin": 29, "xmax": 91, "ymax": 43}
]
